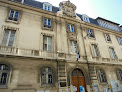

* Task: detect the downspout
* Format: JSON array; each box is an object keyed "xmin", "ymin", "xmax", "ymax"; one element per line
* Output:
[{"xmin": 81, "ymin": 26, "xmax": 93, "ymax": 92}]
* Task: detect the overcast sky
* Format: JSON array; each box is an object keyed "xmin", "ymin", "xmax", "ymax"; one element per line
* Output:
[{"xmin": 35, "ymin": 0, "xmax": 122, "ymax": 25}]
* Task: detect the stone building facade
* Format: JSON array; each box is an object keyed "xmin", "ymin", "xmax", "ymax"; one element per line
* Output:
[{"xmin": 0, "ymin": 0, "xmax": 122, "ymax": 92}]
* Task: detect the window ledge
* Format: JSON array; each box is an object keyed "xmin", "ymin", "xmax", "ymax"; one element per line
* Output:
[
  {"xmin": 42, "ymin": 26, "xmax": 53, "ymax": 31},
  {"xmin": 0, "ymin": 85, "xmax": 8, "ymax": 89},
  {"xmin": 99, "ymin": 82, "xmax": 108, "ymax": 85},
  {"xmin": 92, "ymin": 56, "xmax": 101, "ymax": 58},
  {"xmin": 88, "ymin": 36, "xmax": 96, "ymax": 40},
  {"xmin": 5, "ymin": 19, "xmax": 19, "ymax": 24},
  {"xmin": 43, "ymin": 51, "xmax": 54, "ymax": 53},
  {"xmin": 106, "ymin": 41, "xmax": 112, "ymax": 43},
  {"xmin": 40, "ymin": 84, "xmax": 55, "ymax": 87}
]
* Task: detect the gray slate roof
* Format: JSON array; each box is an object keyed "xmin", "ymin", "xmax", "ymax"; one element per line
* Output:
[{"xmin": 10, "ymin": 0, "xmax": 121, "ymax": 30}]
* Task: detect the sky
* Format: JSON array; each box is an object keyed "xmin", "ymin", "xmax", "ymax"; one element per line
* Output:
[{"xmin": 35, "ymin": 0, "xmax": 122, "ymax": 25}]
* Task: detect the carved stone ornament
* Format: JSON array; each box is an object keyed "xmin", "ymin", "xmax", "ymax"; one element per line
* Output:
[{"xmin": 59, "ymin": 1, "xmax": 76, "ymax": 17}]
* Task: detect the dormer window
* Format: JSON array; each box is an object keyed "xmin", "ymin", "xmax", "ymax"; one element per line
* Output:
[
  {"xmin": 82, "ymin": 14, "xmax": 90, "ymax": 23},
  {"xmin": 44, "ymin": 5, "xmax": 50, "ymax": 11},
  {"xmin": 12, "ymin": 0, "xmax": 24, "ymax": 3},
  {"xmin": 43, "ymin": 2, "xmax": 52, "ymax": 11}
]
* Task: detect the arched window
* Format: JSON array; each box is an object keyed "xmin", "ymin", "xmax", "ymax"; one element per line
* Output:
[
  {"xmin": 117, "ymin": 70, "xmax": 122, "ymax": 82},
  {"xmin": 0, "ymin": 64, "xmax": 10, "ymax": 86},
  {"xmin": 41, "ymin": 67, "xmax": 53, "ymax": 85},
  {"xmin": 98, "ymin": 69, "xmax": 107, "ymax": 83}
]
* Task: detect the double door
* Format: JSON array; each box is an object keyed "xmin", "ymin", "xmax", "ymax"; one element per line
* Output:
[{"xmin": 72, "ymin": 69, "xmax": 87, "ymax": 92}]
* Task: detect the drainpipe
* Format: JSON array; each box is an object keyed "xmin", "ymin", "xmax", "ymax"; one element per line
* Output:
[{"xmin": 81, "ymin": 26, "xmax": 93, "ymax": 92}]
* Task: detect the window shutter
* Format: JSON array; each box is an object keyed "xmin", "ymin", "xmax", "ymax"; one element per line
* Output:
[
  {"xmin": 51, "ymin": 18, "xmax": 53, "ymax": 31},
  {"xmin": 41, "ymin": 16, "xmax": 44, "ymax": 29},
  {"xmin": 74, "ymin": 24, "xmax": 77, "ymax": 33},
  {"xmin": 2, "ymin": 30, "xmax": 9, "ymax": 46},
  {"xmin": 8, "ymin": 31, "xmax": 16, "ymax": 46},
  {"xmin": 48, "ymin": 37, "xmax": 52, "ymax": 51},
  {"xmin": 91, "ymin": 45, "xmax": 96, "ymax": 57}
]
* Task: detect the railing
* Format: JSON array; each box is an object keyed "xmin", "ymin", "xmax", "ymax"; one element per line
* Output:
[
  {"xmin": 0, "ymin": 46, "xmax": 122, "ymax": 64},
  {"xmin": 0, "ymin": 46, "xmax": 17, "ymax": 54}
]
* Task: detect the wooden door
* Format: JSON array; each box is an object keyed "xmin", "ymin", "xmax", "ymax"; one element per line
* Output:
[{"xmin": 72, "ymin": 69, "xmax": 87, "ymax": 92}]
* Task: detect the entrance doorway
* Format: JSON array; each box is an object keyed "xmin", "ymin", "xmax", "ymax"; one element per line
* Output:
[{"xmin": 72, "ymin": 68, "xmax": 87, "ymax": 92}]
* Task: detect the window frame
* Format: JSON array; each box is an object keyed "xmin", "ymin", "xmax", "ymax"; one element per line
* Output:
[
  {"xmin": 43, "ymin": 35, "xmax": 53, "ymax": 52},
  {"xmin": 41, "ymin": 16, "xmax": 53, "ymax": 31},
  {"xmin": 43, "ymin": 18, "xmax": 51, "ymax": 28},
  {"xmin": 97, "ymin": 69, "xmax": 107, "ymax": 83},
  {"xmin": 117, "ymin": 37, "xmax": 122, "ymax": 45},
  {"xmin": 87, "ymin": 29, "xmax": 95, "ymax": 38},
  {"xmin": 104, "ymin": 33, "xmax": 111, "ymax": 42},
  {"xmin": 109, "ymin": 47, "xmax": 117, "ymax": 59},
  {"xmin": 69, "ymin": 40, "xmax": 78, "ymax": 54},
  {"xmin": 90, "ymin": 44, "xmax": 100, "ymax": 57},
  {"xmin": 1, "ymin": 29, "xmax": 16, "ymax": 47},
  {"xmin": 68, "ymin": 24, "xmax": 74, "ymax": 32},
  {"xmin": 41, "ymin": 67, "xmax": 53, "ymax": 85},
  {"xmin": 6, "ymin": 8, "xmax": 22, "ymax": 24},
  {"xmin": 43, "ymin": 2, "xmax": 52, "ymax": 11},
  {"xmin": 0, "ymin": 26, "xmax": 18, "ymax": 47},
  {"xmin": 0, "ymin": 64, "xmax": 10, "ymax": 87},
  {"xmin": 40, "ymin": 66, "xmax": 56, "ymax": 87},
  {"xmin": 116, "ymin": 69, "xmax": 122, "ymax": 82}
]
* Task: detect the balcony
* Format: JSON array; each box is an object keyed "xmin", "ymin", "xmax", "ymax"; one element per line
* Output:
[
  {"xmin": 0, "ymin": 46, "xmax": 56, "ymax": 59},
  {"xmin": 0, "ymin": 46, "xmax": 87, "ymax": 62}
]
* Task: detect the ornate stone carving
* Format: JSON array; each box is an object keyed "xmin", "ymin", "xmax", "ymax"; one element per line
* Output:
[{"xmin": 59, "ymin": 1, "xmax": 76, "ymax": 17}]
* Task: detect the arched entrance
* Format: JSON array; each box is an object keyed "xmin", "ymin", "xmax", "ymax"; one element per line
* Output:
[{"xmin": 72, "ymin": 68, "xmax": 87, "ymax": 92}]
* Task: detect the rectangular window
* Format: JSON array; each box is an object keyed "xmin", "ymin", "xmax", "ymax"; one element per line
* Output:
[
  {"xmin": 44, "ymin": 5, "xmax": 51, "ymax": 11},
  {"xmin": 117, "ymin": 37, "xmax": 122, "ymax": 44},
  {"xmin": 91, "ymin": 44, "xmax": 99, "ymax": 57},
  {"xmin": 88, "ymin": 29, "xmax": 95, "ymax": 38},
  {"xmin": 68, "ymin": 25, "xmax": 74, "ymax": 32},
  {"xmin": 109, "ymin": 47, "xmax": 116, "ymax": 59},
  {"xmin": 8, "ymin": 10, "xmax": 19, "ymax": 21},
  {"xmin": 105, "ymin": 34, "xmax": 111, "ymax": 42},
  {"xmin": 43, "ymin": 36, "xmax": 52, "ymax": 51},
  {"xmin": 43, "ymin": 18, "xmax": 51, "ymax": 28},
  {"xmin": 70, "ymin": 41, "xmax": 77, "ymax": 54},
  {"xmin": 2, "ymin": 29, "xmax": 16, "ymax": 46}
]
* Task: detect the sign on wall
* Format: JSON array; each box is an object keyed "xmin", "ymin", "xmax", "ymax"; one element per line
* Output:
[
  {"xmin": 94, "ymin": 84, "xmax": 99, "ymax": 92},
  {"xmin": 110, "ymin": 80, "xmax": 120, "ymax": 92}
]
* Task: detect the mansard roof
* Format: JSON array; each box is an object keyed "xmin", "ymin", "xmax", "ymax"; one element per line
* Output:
[
  {"xmin": 97, "ymin": 17, "xmax": 120, "ymax": 25},
  {"xmin": 11, "ymin": 0, "xmax": 121, "ymax": 30}
]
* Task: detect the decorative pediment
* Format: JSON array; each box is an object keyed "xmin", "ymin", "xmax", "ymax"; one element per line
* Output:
[{"xmin": 59, "ymin": 1, "xmax": 76, "ymax": 17}]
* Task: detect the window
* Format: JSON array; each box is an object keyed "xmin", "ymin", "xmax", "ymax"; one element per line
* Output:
[
  {"xmin": 0, "ymin": 64, "xmax": 10, "ymax": 86},
  {"xmin": 8, "ymin": 10, "xmax": 19, "ymax": 21},
  {"xmin": 91, "ymin": 44, "xmax": 99, "ymax": 57},
  {"xmin": 41, "ymin": 67, "xmax": 53, "ymax": 84},
  {"xmin": 43, "ymin": 18, "xmax": 51, "ymax": 28},
  {"xmin": 98, "ymin": 69, "xmax": 107, "ymax": 83},
  {"xmin": 68, "ymin": 25, "xmax": 74, "ymax": 32},
  {"xmin": 2, "ymin": 29, "xmax": 16, "ymax": 46},
  {"xmin": 109, "ymin": 47, "xmax": 116, "ymax": 59},
  {"xmin": 14, "ymin": 0, "xmax": 24, "ymax": 3},
  {"xmin": 82, "ymin": 14, "xmax": 90, "ymax": 23},
  {"xmin": 43, "ymin": 36, "xmax": 52, "ymax": 51},
  {"xmin": 117, "ymin": 70, "xmax": 122, "ymax": 82},
  {"xmin": 70, "ymin": 41, "xmax": 77, "ymax": 54},
  {"xmin": 117, "ymin": 37, "xmax": 122, "ymax": 44},
  {"xmin": 44, "ymin": 5, "xmax": 50, "ymax": 11},
  {"xmin": 43, "ymin": 3, "xmax": 52, "ymax": 11},
  {"xmin": 88, "ymin": 29, "xmax": 95, "ymax": 38},
  {"xmin": 105, "ymin": 34, "xmax": 111, "ymax": 42}
]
